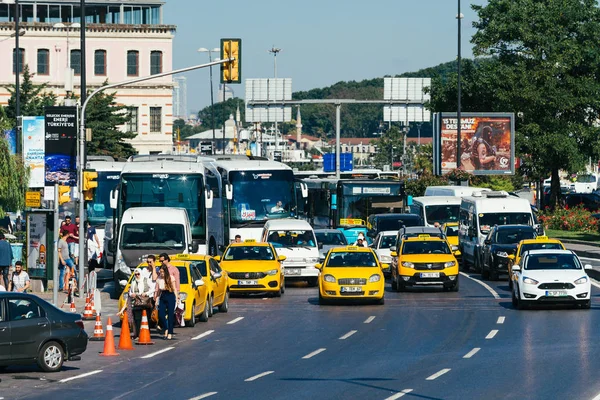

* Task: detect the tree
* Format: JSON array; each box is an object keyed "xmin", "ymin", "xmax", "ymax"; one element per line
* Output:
[
  {"xmin": 0, "ymin": 138, "xmax": 29, "ymax": 215},
  {"xmin": 197, "ymin": 98, "xmax": 245, "ymax": 129},
  {"xmin": 173, "ymin": 118, "xmax": 197, "ymax": 140},
  {"xmin": 412, "ymin": 143, "xmax": 434, "ymax": 176},
  {"xmin": 85, "ymin": 87, "xmax": 136, "ymax": 159},
  {"xmin": 370, "ymin": 126, "xmax": 404, "ymax": 170},
  {"xmin": 4, "ymin": 65, "xmax": 56, "ymax": 121}
]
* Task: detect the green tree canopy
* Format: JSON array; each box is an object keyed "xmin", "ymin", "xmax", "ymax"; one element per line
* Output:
[
  {"xmin": 0, "ymin": 138, "xmax": 29, "ymax": 215},
  {"xmin": 370, "ymin": 126, "xmax": 404, "ymax": 170},
  {"xmin": 4, "ymin": 64, "xmax": 56, "ymax": 121},
  {"xmin": 197, "ymin": 98, "xmax": 245, "ymax": 130}
]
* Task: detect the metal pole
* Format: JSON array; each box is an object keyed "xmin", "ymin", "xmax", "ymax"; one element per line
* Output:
[
  {"xmin": 77, "ymin": 0, "xmax": 88, "ymax": 291},
  {"xmin": 53, "ymin": 184, "xmax": 59, "ymax": 305},
  {"xmin": 457, "ymin": 0, "xmax": 462, "ymax": 169},
  {"xmin": 209, "ymin": 51, "xmax": 216, "ymax": 154},
  {"xmin": 15, "ymin": 0, "xmax": 20, "ymax": 120},
  {"xmin": 80, "ymin": 0, "xmax": 86, "ymax": 105},
  {"xmin": 222, "ymin": 83, "xmax": 226, "ymax": 154},
  {"xmin": 335, "ymin": 103, "xmax": 341, "ymax": 179}
]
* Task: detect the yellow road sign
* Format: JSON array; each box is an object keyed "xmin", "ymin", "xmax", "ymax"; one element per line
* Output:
[{"xmin": 25, "ymin": 191, "xmax": 41, "ymax": 208}]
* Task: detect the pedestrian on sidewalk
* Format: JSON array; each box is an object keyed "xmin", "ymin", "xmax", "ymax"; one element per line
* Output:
[
  {"xmin": 9, "ymin": 261, "xmax": 30, "ymax": 293},
  {"xmin": 58, "ymin": 230, "xmax": 74, "ymax": 292},
  {"xmin": 0, "ymin": 232, "xmax": 13, "ymax": 290},
  {"xmin": 154, "ymin": 260, "xmax": 179, "ymax": 340}
]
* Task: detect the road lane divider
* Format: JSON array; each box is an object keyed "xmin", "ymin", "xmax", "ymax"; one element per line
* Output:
[
  {"xmin": 245, "ymin": 371, "xmax": 274, "ymax": 382},
  {"xmin": 302, "ymin": 348, "xmax": 326, "ymax": 359},
  {"xmin": 339, "ymin": 330, "xmax": 357, "ymax": 340},
  {"xmin": 192, "ymin": 330, "xmax": 215, "ymax": 341},
  {"xmin": 140, "ymin": 347, "xmax": 174, "ymax": 359},
  {"xmin": 189, "ymin": 393, "xmax": 218, "ymax": 400},
  {"xmin": 59, "ymin": 370, "xmax": 103, "ymax": 383},
  {"xmin": 227, "ymin": 317, "xmax": 244, "ymax": 325},
  {"xmin": 364, "ymin": 316, "xmax": 376, "ymax": 324},
  {"xmin": 463, "ymin": 348, "xmax": 481, "ymax": 359},
  {"xmin": 497, "ymin": 316, "xmax": 505, "ymax": 324},
  {"xmin": 459, "ymin": 272, "xmax": 501, "ymax": 299},
  {"xmin": 486, "ymin": 330, "xmax": 499, "ymax": 339},
  {"xmin": 426, "ymin": 368, "xmax": 451, "ymax": 381},
  {"xmin": 384, "ymin": 389, "xmax": 413, "ymax": 400}
]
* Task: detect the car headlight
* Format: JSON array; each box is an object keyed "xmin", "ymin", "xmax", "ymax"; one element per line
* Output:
[
  {"xmin": 380, "ymin": 255, "xmax": 393, "ymax": 263},
  {"xmin": 523, "ymin": 277, "xmax": 539, "ymax": 285},
  {"xmin": 179, "ymin": 292, "xmax": 187, "ymax": 301},
  {"xmin": 369, "ymin": 274, "xmax": 381, "ymax": 283},
  {"xmin": 444, "ymin": 261, "xmax": 457, "ymax": 268},
  {"xmin": 496, "ymin": 251, "xmax": 509, "ymax": 258},
  {"xmin": 401, "ymin": 261, "xmax": 414, "ymax": 268},
  {"xmin": 324, "ymin": 274, "xmax": 336, "ymax": 283},
  {"xmin": 306, "ymin": 258, "xmax": 319, "ymax": 264},
  {"xmin": 575, "ymin": 276, "xmax": 588, "ymax": 285},
  {"xmin": 266, "ymin": 269, "xmax": 278, "ymax": 276}
]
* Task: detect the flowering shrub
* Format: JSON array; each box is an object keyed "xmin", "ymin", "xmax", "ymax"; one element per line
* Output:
[{"xmin": 538, "ymin": 205, "xmax": 599, "ymax": 233}]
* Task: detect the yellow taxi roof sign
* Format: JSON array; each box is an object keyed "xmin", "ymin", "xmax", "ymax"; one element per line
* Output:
[
  {"xmin": 346, "ymin": 246, "xmax": 359, "ymax": 251},
  {"xmin": 174, "ymin": 254, "xmax": 189, "ymax": 259},
  {"xmin": 244, "ymin": 239, "xmax": 256, "ymax": 243},
  {"xmin": 536, "ymin": 236, "xmax": 549, "ymax": 240},
  {"xmin": 418, "ymin": 234, "xmax": 431, "ymax": 238}
]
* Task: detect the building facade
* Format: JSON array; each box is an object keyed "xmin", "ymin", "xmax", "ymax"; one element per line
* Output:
[{"xmin": 0, "ymin": 0, "xmax": 175, "ymax": 155}]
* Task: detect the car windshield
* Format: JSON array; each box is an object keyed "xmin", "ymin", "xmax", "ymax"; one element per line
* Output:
[
  {"xmin": 525, "ymin": 254, "xmax": 581, "ymax": 270},
  {"xmin": 402, "ymin": 240, "xmax": 450, "ymax": 255},
  {"xmin": 315, "ymin": 231, "xmax": 347, "ymax": 246},
  {"xmin": 425, "ymin": 204, "xmax": 460, "ymax": 225},
  {"xmin": 495, "ymin": 229, "xmax": 535, "ymax": 244},
  {"xmin": 444, "ymin": 225, "xmax": 459, "ymax": 237},
  {"xmin": 379, "ymin": 235, "xmax": 396, "ymax": 249},
  {"xmin": 379, "ymin": 217, "xmax": 421, "ymax": 231},
  {"xmin": 478, "ymin": 213, "xmax": 532, "ymax": 233},
  {"xmin": 326, "ymin": 251, "xmax": 378, "ymax": 267},
  {"xmin": 577, "ymin": 174, "xmax": 596, "ymax": 183},
  {"xmin": 224, "ymin": 246, "xmax": 275, "ymax": 261},
  {"xmin": 120, "ymin": 223, "xmax": 185, "ymax": 249},
  {"xmin": 519, "ymin": 243, "xmax": 563, "ymax": 255},
  {"xmin": 267, "ymin": 230, "xmax": 317, "ymax": 248}
]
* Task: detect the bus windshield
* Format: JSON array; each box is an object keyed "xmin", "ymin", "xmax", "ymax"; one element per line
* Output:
[
  {"xmin": 478, "ymin": 213, "xmax": 532, "ymax": 233},
  {"xmin": 339, "ymin": 182, "xmax": 404, "ymax": 227},
  {"xmin": 120, "ymin": 173, "xmax": 205, "ymax": 239},
  {"xmin": 230, "ymin": 170, "xmax": 295, "ymax": 226},
  {"xmin": 86, "ymin": 171, "xmax": 120, "ymax": 227},
  {"xmin": 425, "ymin": 204, "xmax": 460, "ymax": 225}
]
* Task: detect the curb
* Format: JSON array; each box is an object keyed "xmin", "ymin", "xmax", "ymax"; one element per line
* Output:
[{"xmin": 560, "ymin": 238, "xmax": 600, "ymax": 248}]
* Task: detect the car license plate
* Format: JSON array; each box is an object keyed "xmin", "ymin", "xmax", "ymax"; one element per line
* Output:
[
  {"xmin": 546, "ymin": 290, "xmax": 568, "ymax": 297},
  {"xmin": 285, "ymin": 268, "xmax": 301, "ymax": 276},
  {"xmin": 238, "ymin": 280, "xmax": 258, "ymax": 285},
  {"xmin": 341, "ymin": 286, "xmax": 362, "ymax": 293},
  {"xmin": 420, "ymin": 272, "xmax": 440, "ymax": 278}
]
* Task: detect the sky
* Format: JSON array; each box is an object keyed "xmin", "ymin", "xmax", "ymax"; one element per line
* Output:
[{"xmin": 163, "ymin": 0, "xmax": 487, "ymax": 115}]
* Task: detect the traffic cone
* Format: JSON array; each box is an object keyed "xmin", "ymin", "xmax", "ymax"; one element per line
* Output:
[
  {"xmin": 69, "ymin": 299, "xmax": 77, "ymax": 313},
  {"xmin": 99, "ymin": 318, "xmax": 119, "ymax": 357},
  {"xmin": 89, "ymin": 315, "xmax": 105, "ymax": 341},
  {"xmin": 136, "ymin": 310, "xmax": 154, "ymax": 345},
  {"xmin": 118, "ymin": 312, "xmax": 135, "ymax": 351},
  {"xmin": 83, "ymin": 295, "xmax": 95, "ymax": 320}
]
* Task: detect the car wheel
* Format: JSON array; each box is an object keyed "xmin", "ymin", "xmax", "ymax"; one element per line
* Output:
[
  {"xmin": 481, "ymin": 258, "xmax": 490, "ymax": 280},
  {"xmin": 308, "ymin": 277, "xmax": 318, "ymax": 287},
  {"xmin": 318, "ymin": 291, "xmax": 328, "ymax": 305},
  {"xmin": 391, "ymin": 274, "xmax": 398, "ymax": 291},
  {"xmin": 188, "ymin": 301, "xmax": 196, "ymax": 328},
  {"xmin": 515, "ymin": 286, "xmax": 527, "ymax": 310},
  {"xmin": 512, "ymin": 289, "xmax": 518, "ymax": 308},
  {"xmin": 461, "ymin": 259, "xmax": 470, "ymax": 272},
  {"xmin": 199, "ymin": 298, "xmax": 209, "ymax": 322},
  {"xmin": 451, "ymin": 279, "xmax": 459, "ymax": 292},
  {"xmin": 207, "ymin": 295, "xmax": 214, "ymax": 317},
  {"xmin": 377, "ymin": 297, "xmax": 385, "ymax": 305},
  {"xmin": 581, "ymin": 300, "xmax": 591, "ymax": 309},
  {"xmin": 281, "ymin": 278, "xmax": 285, "ymax": 294},
  {"xmin": 489, "ymin": 269, "xmax": 498, "ymax": 281},
  {"xmin": 219, "ymin": 291, "xmax": 229, "ymax": 313},
  {"xmin": 37, "ymin": 341, "xmax": 64, "ymax": 373},
  {"xmin": 508, "ymin": 276, "xmax": 513, "ymax": 289},
  {"xmin": 397, "ymin": 280, "xmax": 406, "ymax": 292}
]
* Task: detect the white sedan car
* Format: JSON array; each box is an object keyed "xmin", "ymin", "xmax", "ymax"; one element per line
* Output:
[
  {"xmin": 512, "ymin": 249, "xmax": 592, "ymax": 309},
  {"xmin": 371, "ymin": 230, "xmax": 397, "ymax": 273}
]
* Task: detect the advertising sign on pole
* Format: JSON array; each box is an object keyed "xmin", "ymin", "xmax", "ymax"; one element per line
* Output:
[
  {"xmin": 21, "ymin": 116, "xmax": 46, "ymax": 188},
  {"xmin": 27, "ymin": 213, "xmax": 47, "ymax": 278},
  {"xmin": 434, "ymin": 113, "xmax": 515, "ymax": 175},
  {"xmin": 44, "ymin": 107, "xmax": 78, "ymax": 187}
]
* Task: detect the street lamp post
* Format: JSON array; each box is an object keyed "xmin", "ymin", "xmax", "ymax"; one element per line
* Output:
[
  {"xmin": 198, "ymin": 47, "xmax": 220, "ymax": 154},
  {"xmin": 268, "ymin": 46, "xmax": 281, "ymax": 157},
  {"xmin": 53, "ymin": 22, "xmax": 80, "ymax": 94},
  {"xmin": 456, "ymin": 0, "xmax": 463, "ymax": 169}
]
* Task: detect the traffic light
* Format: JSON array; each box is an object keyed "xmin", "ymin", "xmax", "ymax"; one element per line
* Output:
[
  {"xmin": 221, "ymin": 38, "xmax": 241, "ymax": 84},
  {"xmin": 58, "ymin": 185, "xmax": 71, "ymax": 205},
  {"xmin": 83, "ymin": 170, "xmax": 98, "ymax": 201}
]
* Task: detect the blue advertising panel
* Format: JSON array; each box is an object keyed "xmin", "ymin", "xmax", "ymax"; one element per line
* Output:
[
  {"xmin": 44, "ymin": 107, "xmax": 77, "ymax": 187},
  {"xmin": 21, "ymin": 116, "xmax": 46, "ymax": 188}
]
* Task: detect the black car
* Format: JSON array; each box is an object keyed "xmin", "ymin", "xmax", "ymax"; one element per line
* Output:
[
  {"xmin": 563, "ymin": 193, "xmax": 600, "ymax": 212},
  {"xmin": 0, "ymin": 293, "xmax": 88, "ymax": 372},
  {"xmin": 367, "ymin": 213, "xmax": 423, "ymax": 239},
  {"xmin": 481, "ymin": 225, "xmax": 536, "ymax": 281}
]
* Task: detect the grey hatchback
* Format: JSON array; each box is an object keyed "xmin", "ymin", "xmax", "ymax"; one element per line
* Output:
[{"xmin": 0, "ymin": 293, "xmax": 88, "ymax": 372}]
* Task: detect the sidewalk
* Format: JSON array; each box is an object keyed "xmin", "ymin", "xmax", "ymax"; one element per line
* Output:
[{"xmin": 563, "ymin": 239, "xmax": 600, "ymax": 281}]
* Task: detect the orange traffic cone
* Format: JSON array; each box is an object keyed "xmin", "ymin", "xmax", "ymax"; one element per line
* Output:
[
  {"xmin": 100, "ymin": 318, "xmax": 119, "ymax": 357},
  {"xmin": 136, "ymin": 310, "xmax": 154, "ymax": 345},
  {"xmin": 70, "ymin": 299, "xmax": 77, "ymax": 313},
  {"xmin": 118, "ymin": 312, "xmax": 135, "ymax": 351},
  {"xmin": 83, "ymin": 295, "xmax": 95, "ymax": 320},
  {"xmin": 89, "ymin": 315, "xmax": 105, "ymax": 341}
]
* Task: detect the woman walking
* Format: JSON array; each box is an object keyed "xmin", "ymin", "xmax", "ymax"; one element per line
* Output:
[{"xmin": 154, "ymin": 264, "xmax": 178, "ymax": 340}]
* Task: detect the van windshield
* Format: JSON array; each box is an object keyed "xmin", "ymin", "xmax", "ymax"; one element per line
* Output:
[
  {"xmin": 478, "ymin": 213, "xmax": 532, "ymax": 233},
  {"xmin": 120, "ymin": 223, "xmax": 185, "ymax": 249},
  {"xmin": 267, "ymin": 230, "xmax": 317, "ymax": 248},
  {"xmin": 425, "ymin": 204, "xmax": 459, "ymax": 225}
]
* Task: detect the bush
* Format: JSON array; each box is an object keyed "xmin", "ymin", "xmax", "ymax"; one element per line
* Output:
[{"xmin": 538, "ymin": 205, "xmax": 598, "ymax": 233}]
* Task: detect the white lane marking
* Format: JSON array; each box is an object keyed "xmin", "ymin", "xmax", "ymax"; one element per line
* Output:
[
  {"xmin": 189, "ymin": 393, "xmax": 218, "ymax": 400},
  {"xmin": 192, "ymin": 330, "xmax": 215, "ymax": 341},
  {"xmin": 140, "ymin": 347, "xmax": 174, "ymax": 359},
  {"xmin": 497, "ymin": 316, "xmax": 505, "ymax": 324},
  {"xmin": 244, "ymin": 371, "xmax": 274, "ymax": 382},
  {"xmin": 227, "ymin": 317, "xmax": 244, "ymax": 325},
  {"xmin": 302, "ymin": 348, "xmax": 327, "ymax": 359},
  {"xmin": 463, "ymin": 348, "xmax": 481, "ymax": 359},
  {"xmin": 339, "ymin": 330, "xmax": 357, "ymax": 340},
  {"xmin": 59, "ymin": 370, "xmax": 103, "ymax": 383},
  {"xmin": 384, "ymin": 389, "xmax": 413, "ymax": 400},
  {"xmin": 459, "ymin": 272, "xmax": 501, "ymax": 299},
  {"xmin": 426, "ymin": 368, "xmax": 451, "ymax": 380},
  {"xmin": 364, "ymin": 316, "xmax": 376, "ymax": 324},
  {"xmin": 590, "ymin": 390, "xmax": 600, "ymax": 400},
  {"xmin": 486, "ymin": 330, "xmax": 499, "ymax": 339}
]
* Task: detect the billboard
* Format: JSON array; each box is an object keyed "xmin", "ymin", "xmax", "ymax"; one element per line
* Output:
[
  {"xmin": 44, "ymin": 107, "xmax": 78, "ymax": 187},
  {"xmin": 3, "ymin": 128, "xmax": 16, "ymax": 155},
  {"xmin": 434, "ymin": 113, "xmax": 515, "ymax": 175},
  {"xmin": 21, "ymin": 116, "xmax": 46, "ymax": 188}
]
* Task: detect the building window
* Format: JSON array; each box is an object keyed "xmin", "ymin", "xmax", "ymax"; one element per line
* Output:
[
  {"xmin": 150, "ymin": 107, "xmax": 162, "ymax": 133},
  {"xmin": 71, "ymin": 49, "xmax": 81, "ymax": 75},
  {"xmin": 127, "ymin": 107, "xmax": 138, "ymax": 133},
  {"xmin": 37, "ymin": 49, "xmax": 49, "ymax": 75},
  {"xmin": 94, "ymin": 50, "xmax": 106, "ymax": 76},
  {"xmin": 150, "ymin": 51, "xmax": 162, "ymax": 75},
  {"xmin": 127, "ymin": 50, "xmax": 139, "ymax": 76},
  {"xmin": 12, "ymin": 48, "xmax": 24, "ymax": 74}
]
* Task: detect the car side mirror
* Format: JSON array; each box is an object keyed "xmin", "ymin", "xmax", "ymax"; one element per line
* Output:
[
  {"xmin": 318, "ymin": 242, "xmax": 323, "ymax": 249},
  {"xmin": 315, "ymin": 263, "xmax": 322, "ymax": 270},
  {"xmin": 213, "ymin": 272, "xmax": 222, "ymax": 279},
  {"xmin": 194, "ymin": 279, "xmax": 204, "ymax": 287},
  {"xmin": 453, "ymin": 250, "xmax": 461, "ymax": 257},
  {"xmin": 278, "ymin": 255, "xmax": 286, "ymax": 262},
  {"xmin": 484, "ymin": 239, "xmax": 491, "ymax": 245},
  {"xmin": 451, "ymin": 245, "xmax": 459, "ymax": 252},
  {"xmin": 584, "ymin": 264, "xmax": 593, "ymax": 270},
  {"xmin": 214, "ymin": 255, "xmax": 221, "ymax": 262},
  {"xmin": 512, "ymin": 265, "xmax": 521, "ymax": 272},
  {"xmin": 390, "ymin": 251, "xmax": 398, "ymax": 257},
  {"xmin": 390, "ymin": 246, "xmax": 397, "ymax": 252},
  {"xmin": 381, "ymin": 263, "xmax": 389, "ymax": 270},
  {"xmin": 189, "ymin": 243, "xmax": 199, "ymax": 253}
]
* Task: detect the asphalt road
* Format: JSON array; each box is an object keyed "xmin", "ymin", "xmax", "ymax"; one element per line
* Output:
[{"xmin": 3, "ymin": 259, "xmax": 600, "ymax": 400}]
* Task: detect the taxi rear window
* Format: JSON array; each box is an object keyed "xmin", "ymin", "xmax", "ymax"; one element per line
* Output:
[
  {"xmin": 520, "ymin": 243, "xmax": 563, "ymax": 253},
  {"xmin": 176, "ymin": 266, "xmax": 189, "ymax": 284},
  {"xmin": 402, "ymin": 240, "xmax": 450, "ymax": 255}
]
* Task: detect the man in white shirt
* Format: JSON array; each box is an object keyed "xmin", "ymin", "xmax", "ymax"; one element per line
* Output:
[
  {"xmin": 9, "ymin": 261, "xmax": 30, "ymax": 292},
  {"xmin": 270, "ymin": 201, "xmax": 284, "ymax": 213}
]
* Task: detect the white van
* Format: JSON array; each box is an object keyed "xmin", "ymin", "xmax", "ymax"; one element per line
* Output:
[
  {"xmin": 424, "ymin": 186, "xmax": 491, "ymax": 197},
  {"xmin": 261, "ymin": 219, "xmax": 320, "ymax": 286},
  {"xmin": 458, "ymin": 191, "xmax": 541, "ymax": 270},
  {"xmin": 410, "ymin": 196, "xmax": 461, "ymax": 227},
  {"xmin": 114, "ymin": 207, "xmax": 197, "ymax": 291}
]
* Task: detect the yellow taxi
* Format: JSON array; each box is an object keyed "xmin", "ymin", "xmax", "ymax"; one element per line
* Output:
[
  {"xmin": 316, "ymin": 246, "xmax": 386, "ymax": 305},
  {"xmin": 390, "ymin": 234, "xmax": 460, "ymax": 292},
  {"xmin": 507, "ymin": 236, "xmax": 566, "ymax": 288},
  {"xmin": 442, "ymin": 222, "xmax": 459, "ymax": 247},
  {"xmin": 216, "ymin": 240, "xmax": 286, "ymax": 296}
]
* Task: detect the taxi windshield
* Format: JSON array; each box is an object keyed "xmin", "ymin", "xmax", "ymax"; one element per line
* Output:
[
  {"xmin": 402, "ymin": 240, "xmax": 450, "ymax": 255},
  {"xmin": 224, "ymin": 246, "xmax": 275, "ymax": 261},
  {"xmin": 520, "ymin": 243, "xmax": 563, "ymax": 254},
  {"xmin": 326, "ymin": 251, "xmax": 378, "ymax": 267},
  {"xmin": 525, "ymin": 254, "xmax": 581, "ymax": 270}
]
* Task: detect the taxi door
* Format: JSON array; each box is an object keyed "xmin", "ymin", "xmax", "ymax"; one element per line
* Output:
[
  {"xmin": 190, "ymin": 265, "xmax": 207, "ymax": 317},
  {"xmin": 209, "ymin": 259, "xmax": 226, "ymax": 304}
]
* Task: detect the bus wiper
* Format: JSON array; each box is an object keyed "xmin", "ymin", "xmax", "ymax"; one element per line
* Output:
[{"xmin": 237, "ymin": 220, "xmax": 266, "ymax": 229}]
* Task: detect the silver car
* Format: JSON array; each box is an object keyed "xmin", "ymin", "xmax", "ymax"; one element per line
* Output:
[{"xmin": 315, "ymin": 229, "xmax": 348, "ymax": 261}]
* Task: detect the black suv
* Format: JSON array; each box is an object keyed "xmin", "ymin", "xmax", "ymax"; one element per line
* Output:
[
  {"xmin": 367, "ymin": 213, "xmax": 423, "ymax": 239},
  {"xmin": 481, "ymin": 225, "xmax": 536, "ymax": 281},
  {"xmin": 563, "ymin": 193, "xmax": 600, "ymax": 212}
]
